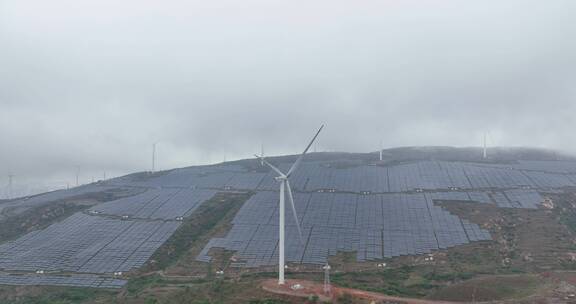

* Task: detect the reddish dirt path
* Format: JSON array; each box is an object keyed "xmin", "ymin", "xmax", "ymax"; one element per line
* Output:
[{"xmin": 261, "ymin": 279, "xmax": 460, "ymax": 304}]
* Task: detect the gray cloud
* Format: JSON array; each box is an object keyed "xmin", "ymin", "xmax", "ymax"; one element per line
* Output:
[{"xmin": 1, "ymin": 0, "xmax": 575, "ymax": 191}]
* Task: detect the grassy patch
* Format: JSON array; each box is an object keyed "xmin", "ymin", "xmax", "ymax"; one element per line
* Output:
[
  {"xmin": 150, "ymin": 279, "xmax": 291, "ymax": 304},
  {"xmin": 146, "ymin": 192, "xmax": 253, "ymax": 271},
  {"xmin": 0, "ymin": 287, "xmax": 115, "ymax": 304},
  {"xmin": 248, "ymin": 299, "xmax": 290, "ymax": 304},
  {"xmin": 428, "ymin": 275, "xmax": 541, "ymax": 302},
  {"xmin": 331, "ymin": 266, "xmax": 439, "ymax": 298},
  {"xmin": 126, "ymin": 274, "xmax": 166, "ymax": 295}
]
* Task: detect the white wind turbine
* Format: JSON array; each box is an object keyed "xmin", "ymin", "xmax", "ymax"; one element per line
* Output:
[{"xmin": 256, "ymin": 125, "xmax": 324, "ymax": 285}]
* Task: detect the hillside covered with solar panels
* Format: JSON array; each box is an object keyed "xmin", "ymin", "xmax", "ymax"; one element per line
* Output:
[{"xmin": 2, "ymin": 146, "xmax": 576, "ymax": 293}]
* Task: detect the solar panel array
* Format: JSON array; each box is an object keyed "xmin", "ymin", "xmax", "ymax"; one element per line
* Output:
[
  {"xmin": 0, "ymin": 213, "xmax": 180, "ymax": 273},
  {"xmin": 126, "ymin": 160, "xmax": 576, "ymax": 193},
  {"xmin": 89, "ymin": 188, "xmax": 216, "ymax": 219},
  {"xmin": 2, "ymin": 158, "xmax": 574, "ymax": 288},
  {"xmin": 0, "ymin": 184, "xmax": 121, "ymax": 220},
  {"xmin": 110, "ymin": 165, "xmax": 245, "ymax": 188},
  {"xmin": 426, "ymin": 189, "xmax": 543, "ymax": 209},
  {"xmin": 500, "ymin": 189, "xmax": 543, "ymax": 209},
  {"xmin": 511, "ymin": 160, "xmax": 576, "ymax": 174},
  {"xmin": 197, "ymin": 191, "xmax": 492, "ymax": 266},
  {"xmin": 0, "ymin": 273, "xmax": 126, "ymax": 289}
]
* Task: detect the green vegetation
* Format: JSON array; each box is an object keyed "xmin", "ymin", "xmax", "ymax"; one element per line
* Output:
[
  {"xmin": 330, "ymin": 262, "xmax": 539, "ymax": 300},
  {"xmin": 0, "ymin": 287, "xmax": 115, "ymax": 304},
  {"xmin": 560, "ymin": 215, "xmax": 576, "ymax": 233},
  {"xmin": 428, "ymin": 275, "xmax": 542, "ymax": 302},
  {"xmin": 153, "ymin": 278, "xmax": 290, "ymax": 304},
  {"xmin": 126, "ymin": 274, "xmax": 165, "ymax": 295},
  {"xmin": 148, "ymin": 192, "xmax": 253, "ymax": 270},
  {"xmin": 336, "ymin": 293, "xmax": 353, "ymax": 304},
  {"xmin": 443, "ymin": 246, "xmax": 503, "ymax": 275},
  {"xmin": 248, "ymin": 299, "xmax": 290, "ymax": 304},
  {"xmin": 331, "ymin": 265, "xmax": 438, "ymax": 297},
  {"xmin": 558, "ymin": 197, "xmax": 576, "ymax": 234},
  {"xmin": 423, "ymin": 271, "xmax": 474, "ymax": 282}
]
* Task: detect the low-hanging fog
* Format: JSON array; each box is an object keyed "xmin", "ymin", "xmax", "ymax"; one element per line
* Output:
[{"xmin": 1, "ymin": 0, "xmax": 575, "ymax": 195}]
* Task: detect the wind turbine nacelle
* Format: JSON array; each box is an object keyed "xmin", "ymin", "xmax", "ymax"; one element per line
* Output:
[{"xmin": 274, "ymin": 176, "xmax": 287, "ymax": 182}]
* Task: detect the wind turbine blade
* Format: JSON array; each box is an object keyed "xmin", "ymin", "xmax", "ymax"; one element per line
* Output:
[
  {"xmin": 286, "ymin": 125, "xmax": 324, "ymax": 177},
  {"xmin": 285, "ymin": 180, "xmax": 304, "ymax": 244},
  {"xmin": 254, "ymin": 154, "xmax": 285, "ymax": 177}
]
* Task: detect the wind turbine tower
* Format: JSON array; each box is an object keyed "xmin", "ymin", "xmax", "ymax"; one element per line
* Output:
[
  {"xmin": 482, "ymin": 133, "xmax": 488, "ymax": 159},
  {"xmin": 256, "ymin": 125, "xmax": 324, "ymax": 285},
  {"xmin": 379, "ymin": 140, "xmax": 383, "ymax": 161},
  {"xmin": 152, "ymin": 143, "xmax": 157, "ymax": 172},
  {"xmin": 260, "ymin": 143, "xmax": 265, "ymax": 166},
  {"xmin": 7, "ymin": 174, "xmax": 14, "ymax": 200}
]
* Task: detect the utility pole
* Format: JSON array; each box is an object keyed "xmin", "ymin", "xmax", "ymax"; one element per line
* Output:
[{"xmin": 323, "ymin": 264, "xmax": 331, "ymax": 295}]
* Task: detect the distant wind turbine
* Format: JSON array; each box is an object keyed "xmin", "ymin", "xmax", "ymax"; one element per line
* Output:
[
  {"xmin": 255, "ymin": 125, "xmax": 324, "ymax": 285},
  {"xmin": 7, "ymin": 174, "xmax": 14, "ymax": 200},
  {"xmin": 260, "ymin": 142, "xmax": 265, "ymax": 166},
  {"xmin": 152, "ymin": 143, "xmax": 157, "ymax": 172},
  {"xmin": 379, "ymin": 140, "xmax": 383, "ymax": 161},
  {"xmin": 75, "ymin": 166, "xmax": 80, "ymax": 186},
  {"xmin": 482, "ymin": 133, "xmax": 488, "ymax": 159}
]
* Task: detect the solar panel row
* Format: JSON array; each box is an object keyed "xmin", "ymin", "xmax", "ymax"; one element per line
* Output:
[
  {"xmin": 90, "ymin": 188, "xmax": 217, "ymax": 219},
  {"xmin": 0, "ymin": 273, "xmax": 126, "ymax": 289}
]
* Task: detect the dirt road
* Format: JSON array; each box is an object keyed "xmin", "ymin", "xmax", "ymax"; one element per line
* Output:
[{"xmin": 261, "ymin": 279, "xmax": 460, "ymax": 304}]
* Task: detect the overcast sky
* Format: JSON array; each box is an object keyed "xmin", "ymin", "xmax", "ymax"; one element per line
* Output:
[{"xmin": 1, "ymin": 0, "xmax": 575, "ymax": 190}]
